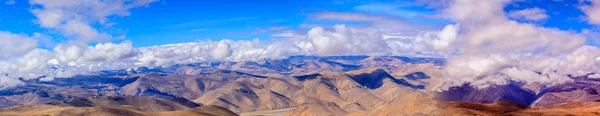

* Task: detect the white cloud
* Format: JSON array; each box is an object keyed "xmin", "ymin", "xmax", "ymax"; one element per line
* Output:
[
  {"xmin": 446, "ymin": 0, "xmax": 509, "ymax": 22},
  {"xmin": 443, "ymin": 0, "xmax": 584, "ymax": 56},
  {"xmin": 134, "ymin": 39, "xmax": 303, "ymax": 67},
  {"xmin": 0, "ymin": 0, "xmax": 162, "ymax": 89},
  {"xmin": 30, "ymin": 8, "xmax": 64, "ymax": 28},
  {"xmin": 508, "ymin": 8, "xmax": 549, "ymax": 21},
  {"xmin": 581, "ymin": 0, "xmax": 600, "ymax": 25},
  {"xmin": 458, "ymin": 21, "xmax": 585, "ymax": 55},
  {"xmin": 0, "ymin": 75, "xmax": 23, "ymax": 90},
  {"xmin": 136, "ymin": 42, "xmax": 210, "ymax": 66},
  {"xmin": 307, "ymin": 25, "xmax": 390, "ymax": 55},
  {"xmin": 15, "ymin": 49, "xmax": 55, "ymax": 79},
  {"xmin": 440, "ymin": 54, "xmax": 576, "ymax": 90},
  {"xmin": 61, "ymin": 20, "xmax": 110, "ymax": 42},
  {"xmin": 589, "ymin": 73, "xmax": 600, "ymax": 78},
  {"xmin": 0, "ymin": 41, "xmax": 141, "ymax": 84},
  {"xmin": 80, "ymin": 41, "xmax": 138, "ymax": 62},
  {"xmin": 431, "ymin": 24, "xmax": 459, "ymax": 50},
  {"xmin": 53, "ymin": 44, "xmax": 84, "ymax": 63},
  {"xmin": 211, "ymin": 40, "xmax": 233, "ymax": 59},
  {"xmin": 430, "ymin": 0, "xmax": 591, "ymax": 90},
  {"xmin": 0, "ymin": 31, "xmax": 39, "ymax": 60},
  {"xmin": 39, "ymin": 76, "xmax": 54, "ymax": 82},
  {"xmin": 562, "ymin": 46, "xmax": 600, "ymax": 75},
  {"xmin": 29, "ymin": 0, "xmax": 158, "ymax": 42}
]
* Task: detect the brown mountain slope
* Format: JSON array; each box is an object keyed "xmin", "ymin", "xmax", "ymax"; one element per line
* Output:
[
  {"xmin": 345, "ymin": 68, "xmax": 418, "ymax": 101},
  {"xmin": 431, "ymin": 102, "xmax": 528, "ymax": 116},
  {"xmin": 0, "ymin": 91, "xmax": 62, "ymax": 108},
  {"xmin": 367, "ymin": 99, "xmax": 600, "ymax": 116},
  {"xmin": 351, "ymin": 91, "xmax": 600, "ymax": 116},
  {"xmin": 193, "ymin": 80, "xmax": 297, "ymax": 113},
  {"xmin": 121, "ymin": 69, "xmax": 267, "ymax": 100},
  {"xmin": 284, "ymin": 102, "xmax": 348, "ymax": 116},
  {"xmin": 511, "ymin": 102, "xmax": 600, "ymax": 115},
  {"xmin": 357, "ymin": 92, "xmax": 438, "ymax": 116},
  {"xmin": 49, "ymin": 96, "xmax": 201, "ymax": 112},
  {"xmin": 430, "ymin": 101, "xmax": 600, "ymax": 116},
  {"xmin": 359, "ymin": 56, "xmax": 405, "ymax": 69},
  {"xmin": 530, "ymin": 80, "xmax": 600, "ymax": 107},
  {"xmin": 0, "ymin": 104, "xmax": 238, "ymax": 116},
  {"xmin": 188, "ymin": 68, "xmax": 423, "ymax": 114},
  {"xmin": 191, "ymin": 69, "xmax": 417, "ymax": 113}
]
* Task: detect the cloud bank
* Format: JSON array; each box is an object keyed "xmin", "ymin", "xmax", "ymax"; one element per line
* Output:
[{"xmin": 430, "ymin": 0, "xmax": 596, "ymax": 90}]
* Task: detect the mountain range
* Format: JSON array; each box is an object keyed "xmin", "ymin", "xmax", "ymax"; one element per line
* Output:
[{"xmin": 1, "ymin": 55, "xmax": 600, "ymax": 116}]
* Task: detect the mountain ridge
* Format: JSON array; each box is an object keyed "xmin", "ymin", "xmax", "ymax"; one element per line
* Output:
[{"xmin": 0, "ymin": 55, "xmax": 598, "ymax": 116}]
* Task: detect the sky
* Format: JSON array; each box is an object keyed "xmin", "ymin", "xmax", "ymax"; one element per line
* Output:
[
  {"xmin": 2, "ymin": 0, "xmax": 600, "ymax": 90},
  {"xmin": 0, "ymin": 0, "xmax": 434, "ymax": 47},
  {"xmin": 1, "ymin": 0, "xmax": 593, "ymax": 46},
  {"xmin": 0, "ymin": 0, "xmax": 595, "ymax": 47}
]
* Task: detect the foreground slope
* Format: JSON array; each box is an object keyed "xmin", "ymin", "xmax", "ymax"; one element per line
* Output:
[
  {"xmin": 0, "ymin": 104, "xmax": 238, "ymax": 116},
  {"xmin": 50, "ymin": 96, "xmax": 201, "ymax": 112},
  {"xmin": 0, "ymin": 95, "xmax": 237, "ymax": 116}
]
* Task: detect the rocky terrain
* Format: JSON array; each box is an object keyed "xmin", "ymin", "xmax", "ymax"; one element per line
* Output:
[
  {"xmin": 0, "ymin": 95, "xmax": 237, "ymax": 116},
  {"xmin": 2, "ymin": 55, "xmax": 600, "ymax": 116},
  {"xmin": 0, "ymin": 104, "xmax": 238, "ymax": 116}
]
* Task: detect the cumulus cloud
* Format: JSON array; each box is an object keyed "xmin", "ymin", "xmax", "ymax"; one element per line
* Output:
[
  {"xmin": 446, "ymin": 0, "xmax": 508, "ymax": 22},
  {"xmin": 581, "ymin": 0, "xmax": 600, "ymax": 25},
  {"xmin": 307, "ymin": 25, "xmax": 390, "ymax": 55},
  {"xmin": 0, "ymin": 41, "xmax": 140, "ymax": 83},
  {"xmin": 443, "ymin": 0, "xmax": 585, "ymax": 55},
  {"xmin": 431, "ymin": 24, "xmax": 459, "ymax": 50},
  {"xmin": 0, "ymin": 0, "xmax": 161, "ymax": 89},
  {"xmin": 439, "ymin": 45, "xmax": 600, "ymax": 90},
  {"xmin": 136, "ymin": 39, "xmax": 303, "ymax": 67},
  {"xmin": 441, "ymin": 54, "xmax": 575, "ymax": 89},
  {"xmin": 29, "ymin": 0, "xmax": 158, "ymax": 42},
  {"xmin": 136, "ymin": 42, "xmax": 207, "ymax": 66},
  {"xmin": 459, "ymin": 21, "xmax": 584, "ymax": 55},
  {"xmin": 211, "ymin": 40, "xmax": 233, "ymax": 59},
  {"xmin": 508, "ymin": 8, "xmax": 548, "ymax": 21},
  {"xmin": 428, "ymin": 0, "xmax": 593, "ymax": 90},
  {"xmin": 53, "ymin": 44, "xmax": 84, "ymax": 63},
  {"xmin": 0, "ymin": 31, "xmax": 39, "ymax": 59},
  {"xmin": 80, "ymin": 41, "xmax": 138, "ymax": 62},
  {"xmin": 562, "ymin": 46, "xmax": 600, "ymax": 75}
]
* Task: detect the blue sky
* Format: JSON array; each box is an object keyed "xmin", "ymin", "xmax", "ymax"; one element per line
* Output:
[
  {"xmin": 506, "ymin": 0, "xmax": 593, "ymax": 31},
  {"xmin": 0, "ymin": 0, "xmax": 443, "ymax": 47},
  {"xmin": 0, "ymin": 0, "xmax": 597, "ymax": 47}
]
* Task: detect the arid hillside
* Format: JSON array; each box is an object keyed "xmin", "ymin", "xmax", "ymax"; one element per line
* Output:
[{"xmin": 3, "ymin": 56, "xmax": 600, "ymax": 116}]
